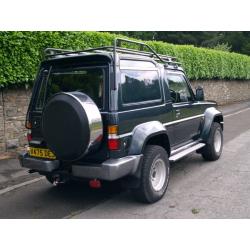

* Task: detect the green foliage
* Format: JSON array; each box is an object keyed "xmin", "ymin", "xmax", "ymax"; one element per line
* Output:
[
  {"xmin": 0, "ymin": 31, "xmax": 116, "ymax": 87},
  {"xmin": 1, "ymin": 31, "xmax": 250, "ymax": 87},
  {"xmin": 212, "ymin": 43, "xmax": 232, "ymax": 52},
  {"xmin": 112, "ymin": 31, "xmax": 250, "ymax": 55}
]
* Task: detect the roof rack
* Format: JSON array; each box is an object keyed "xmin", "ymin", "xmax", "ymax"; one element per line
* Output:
[
  {"xmin": 44, "ymin": 48, "xmax": 74, "ymax": 56},
  {"xmin": 113, "ymin": 38, "xmax": 181, "ymax": 66},
  {"xmin": 109, "ymin": 46, "xmax": 181, "ymax": 66},
  {"xmin": 43, "ymin": 38, "xmax": 181, "ymax": 67}
]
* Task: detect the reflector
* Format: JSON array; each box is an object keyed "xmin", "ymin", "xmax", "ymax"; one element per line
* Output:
[{"xmin": 27, "ymin": 132, "xmax": 32, "ymax": 142}]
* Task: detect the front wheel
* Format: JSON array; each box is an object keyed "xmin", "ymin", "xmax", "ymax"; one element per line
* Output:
[
  {"xmin": 201, "ymin": 122, "xmax": 223, "ymax": 161},
  {"xmin": 133, "ymin": 145, "xmax": 170, "ymax": 203}
]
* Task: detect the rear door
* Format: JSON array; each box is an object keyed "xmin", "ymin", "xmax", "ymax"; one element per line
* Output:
[
  {"xmin": 165, "ymin": 72, "xmax": 203, "ymax": 146},
  {"xmin": 28, "ymin": 60, "xmax": 111, "ymax": 162}
]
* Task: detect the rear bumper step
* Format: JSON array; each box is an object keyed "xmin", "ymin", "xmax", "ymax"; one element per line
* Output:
[
  {"xmin": 169, "ymin": 142, "xmax": 205, "ymax": 162},
  {"xmin": 72, "ymin": 155, "xmax": 143, "ymax": 181}
]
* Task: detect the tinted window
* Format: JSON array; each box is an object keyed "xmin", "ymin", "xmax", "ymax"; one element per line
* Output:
[
  {"xmin": 35, "ymin": 68, "xmax": 105, "ymax": 110},
  {"xmin": 35, "ymin": 71, "xmax": 49, "ymax": 110},
  {"xmin": 166, "ymin": 74, "xmax": 193, "ymax": 103},
  {"xmin": 121, "ymin": 70, "xmax": 161, "ymax": 104}
]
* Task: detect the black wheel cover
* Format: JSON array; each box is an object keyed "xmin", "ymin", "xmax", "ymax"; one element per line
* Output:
[{"xmin": 42, "ymin": 92, "xmax": 90, "ymax": 161}]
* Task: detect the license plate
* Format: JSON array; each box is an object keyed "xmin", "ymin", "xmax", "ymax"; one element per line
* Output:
[{"xmin": 28, "ymin": 147, "xmax": 56, "ymax": 160}]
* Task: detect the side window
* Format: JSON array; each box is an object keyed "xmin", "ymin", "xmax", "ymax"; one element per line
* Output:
[
  {"xmin": 35, "ymin": 70, "xmax": 49, "ymax": 110},
  {"xmin": 166, "ymin": 74, "xmax": 193, "ymax": 103},
  {"xmin": 121, "ymin": 70, "xmax": 161, "ymax": 104}
]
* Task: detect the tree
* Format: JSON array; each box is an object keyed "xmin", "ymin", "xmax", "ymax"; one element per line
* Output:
[{"xmin": 109, "ymin": 31, "xmax": 250, "ymax": 55}]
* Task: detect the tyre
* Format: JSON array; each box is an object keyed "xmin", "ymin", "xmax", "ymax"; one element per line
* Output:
[
  {"xmin": 201, "ymin": 122, "xmax": 223, "ymax": 161},
  {"xmin": 133, "ymin": 145, "xmax": 170, "ymax": 203}
]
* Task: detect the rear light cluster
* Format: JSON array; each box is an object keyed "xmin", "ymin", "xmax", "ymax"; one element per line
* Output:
[
  {"xmin": 108, "ymin": 139, "xmax": 120, "ymax": 150},
  {"xmin": 25, "ymin": 119, "xmax": 32, "ymax": 142},
  {"xmin": 25, "ymin": 120, "xmax": 32, "ymax": 129},
  {"xmin": 108, "ymin": 125, "xmax": 120, "ymax": 150},
  {"xmin": 27, "ymin": 130, "xmax": 32, "ymax": 142}
]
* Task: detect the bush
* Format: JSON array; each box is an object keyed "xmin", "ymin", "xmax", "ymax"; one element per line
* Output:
[
  {"xmin": 1, "ymin": 31, "xmax": 250, "ymax": 87},
  {"xmin": 212, "ymin": 43, "xmax": 232, "ymax": 52}
]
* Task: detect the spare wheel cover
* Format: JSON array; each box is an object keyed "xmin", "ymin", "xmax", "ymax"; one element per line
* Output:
[{"xmin": 42, "ymin": 91, "xmax": 103, "ymax": 161}]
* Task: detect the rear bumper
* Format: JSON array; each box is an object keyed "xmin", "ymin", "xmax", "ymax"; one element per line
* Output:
[
  {"xmin": 19, "ymin": 152, "xmax": 60, "ymax": 172},
  {"xmin": 19, "ymin": 153, "xmax": 143, "ymax": 181},
  {"xmin": 72, "ymin": 155, "xmax": 142, "ymax": 181}
]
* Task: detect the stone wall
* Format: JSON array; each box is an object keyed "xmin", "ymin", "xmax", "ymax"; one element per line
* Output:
[
  {"xmin": 191, "ymin": 80, "xmax": 250, "ymax": 105},
  {"xmin": 1, "ymin": 80, "xmax": 250, "ymax": 155},
  {"xmin": 0, "ymin": 92, "xmax": 4, "ymax": 153},
  {"xmin": 0, "ymin": 87, "xmax": 31, "ymax": 155}
]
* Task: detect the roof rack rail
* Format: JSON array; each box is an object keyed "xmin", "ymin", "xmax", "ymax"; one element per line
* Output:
[
  {"xmin": 114, "ymin": 38, "xmax": 181, "ymax": 67},
  {"xmin": 44, "ymin": 48, "xmax": 74, "ymax": 56},
  {"xmin": 115, "ymin": 47, "xmax": 177, "ymax": 60},
  {"xmin": 108, "ymin": 47, "xmax": 181, "ymax": 65},
  {"xmin": 43, "ymin": 38, "xmax": 181, "ymax": 67},
  {"xmin": 114, "ymin": 38, "xmax": 166, "ymax": 64}
]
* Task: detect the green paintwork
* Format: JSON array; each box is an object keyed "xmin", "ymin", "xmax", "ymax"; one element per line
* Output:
[{"xmin": 27, "ymin": 50, "xmax": 222, "ymax": 163}]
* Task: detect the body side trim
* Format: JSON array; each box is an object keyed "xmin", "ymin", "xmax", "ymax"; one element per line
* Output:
[
  {"xmin": 163, "ymin": 114, "xmax": 204, "ymax": 127},
  {"xmin": 113, "ymin": 114, "xmax": 205, "ymax": 139}
]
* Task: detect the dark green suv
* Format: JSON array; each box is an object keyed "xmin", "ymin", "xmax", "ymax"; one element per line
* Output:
[{"xmin": 19, "ymin": 38, "xmax": 224, "ymax": 203}]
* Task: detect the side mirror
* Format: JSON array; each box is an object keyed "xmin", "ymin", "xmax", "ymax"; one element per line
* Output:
[{"xmin": 196, "ymin": 86, "xmax": 204, "ymax": 101}]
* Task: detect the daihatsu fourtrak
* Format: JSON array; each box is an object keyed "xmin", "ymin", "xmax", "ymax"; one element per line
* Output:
[{"xmin": 19, "ymin": 38, "xmax": 224, "ymax": 203}]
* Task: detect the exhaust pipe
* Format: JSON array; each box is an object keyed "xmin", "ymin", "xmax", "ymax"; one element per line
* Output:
[{"xmin": 52, "ymin": 175, "xmax": 65, "ymax": 186}]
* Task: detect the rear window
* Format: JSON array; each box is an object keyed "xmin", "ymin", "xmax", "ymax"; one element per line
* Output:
[
  {"xmin": 35, "ymin": 67, "xmax": 105, "ymax": 110},
  {"xmin": 120, "ymin": 70, "xmax": 161, "ymax": 104}
]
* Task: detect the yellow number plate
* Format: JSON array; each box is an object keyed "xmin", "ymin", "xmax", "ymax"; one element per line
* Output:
[{"xmin": 28, "ymin": 147, "xmax": 56, "ymax": 160}]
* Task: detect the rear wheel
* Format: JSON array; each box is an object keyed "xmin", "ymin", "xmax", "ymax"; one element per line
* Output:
[
  {"xmin": 201, "ymin": 122, "xmax": 223, "ymax": 161},
  {"xmin": 133, "ymin": 145, "xmax": 170, "ymax": 203}
]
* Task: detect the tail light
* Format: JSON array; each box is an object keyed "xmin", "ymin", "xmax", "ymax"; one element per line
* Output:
[
  {"xmin": 27, "ymin": 131, "xmax": 32, "ymax": 142},
  {"xmin": 108, "ymin": 139, "xmax": 120, "ymax": 150},
  {"xmin": 108, "ymin": 125, "xmax": 120, "ymax": 150}
]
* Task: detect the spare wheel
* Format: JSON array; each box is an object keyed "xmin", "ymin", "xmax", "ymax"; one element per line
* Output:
[{"xmin": 42, "ymin": 91, "xmax": 103, "ymax": 161}]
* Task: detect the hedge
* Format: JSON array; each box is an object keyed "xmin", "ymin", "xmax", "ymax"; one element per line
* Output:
[{"xmin": 1, "ymin": 31, "xmax": 250, "ymax": 88}]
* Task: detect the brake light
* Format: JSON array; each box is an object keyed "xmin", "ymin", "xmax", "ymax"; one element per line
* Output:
[
  {"xmin": 27, "ymin": 131, "xmax": 32, "ymax": 142},
  {"xmin": 108, "ymin": 125, "xmax": 120, "ymax": 150},
  {"xmin": 108, "ymin": 139, "xmax": 120, "ymax": 150}
]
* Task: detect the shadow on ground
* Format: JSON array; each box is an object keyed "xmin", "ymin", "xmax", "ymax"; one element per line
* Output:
[{"xmin": 0, "ymin": 153, "xmax": 208, "ymax": 219}]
